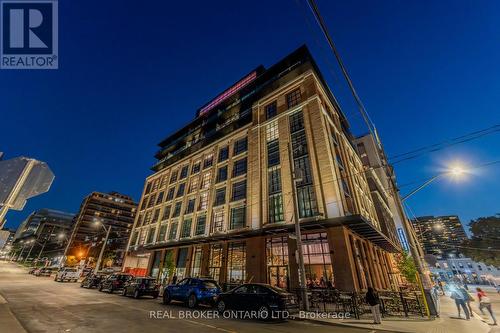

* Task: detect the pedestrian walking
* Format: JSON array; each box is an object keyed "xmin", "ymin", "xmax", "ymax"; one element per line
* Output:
[
  {"xmin": 460, "ymin": 285, "xmax": 474, "ymax": 315},
  {"xmin": 450, "ymin": 286, "xmax": 470, "ymax": 320},
  {"xmin": 366, "ymin": 287, "xmax": 381, "ymax": 324},
  {"xmin": 476, "ymin": 287, "xmax": 498, "ymax": 325},
  {"xmin": 432, "ymin": 284, "xmax": 441, "ymax": 317}
]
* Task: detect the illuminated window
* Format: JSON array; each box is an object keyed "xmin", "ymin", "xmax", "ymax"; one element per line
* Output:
[
  {"xmin": 267, "ymin": 140, "xmax": 280, "ymax": 167},
  {"xmin": 212, "ymin": 210, "xmax": 224, "ymax": 233},
  {"xmin": 201, "ymin": 172, "xmax": 211, "ymax": 189},
  {"xmin": 188, "ymin": 176, "xmax": 199, "ymax": 193},
  {"xmin": 191, "ymin": 246, "xmax": 203, "ymax": 277},
  {"xmin": 269, "ymin": 194, "xmax": 284, "ymax": 223},
  {"xmin": 227, "ymin": 242, "xmax": 246, "ymax": 284},
  {"xmin": 203, "ymin": 154, "xmax": 214, "ymax": 169},
  {"xmin": 266, "ymin": 120, "xmax": 279, "ymax": 142},
  {"xmin": 198, "ymin": 192, "xmax": 208, "ymax": 210},
  {"xmin": 156, "ymin": 191, "xmax": 164, "ymax": 205},
  {"xmin": 209, "ymin": 244, "xmax": 223, "ymax": 282},
  {"xmin": 158, "ymin": 224, "xmax": 168, "ymax": 242},
  {"xmin": 147, "ymin": 227, "xmax": 156, "ymax": 244}
]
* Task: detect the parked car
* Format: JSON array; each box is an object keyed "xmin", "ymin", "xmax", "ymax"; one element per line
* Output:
[
  {"xmin": 98, "ymin": 273, "xmax": 133, "ymax": 293},
  {"xmin": 28, "ymin": 267, "xmax": 38, "ymax": 274},
  {"xmin": 35, "ymin": 267, "xmax": 55, "ymax": 277},
  {"xmin": 54, "ymin": 267, "xmax": 80, "ymax": 282},
  {"xmin": 162, "ymin": 278, "xmax": 221, "ymax": 308},
  {"xmin": 80, "ymin": 272, "xmax": 107, "ymax": 289},
  {"xmin": 215, "ymin": 283, "xmax": 299, "ymax": 320},
  {"xmin": 121, "ymin": 277, "xmax": 159, "ymax": 299}
]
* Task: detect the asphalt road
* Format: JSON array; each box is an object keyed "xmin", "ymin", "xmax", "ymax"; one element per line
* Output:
[{"xmin": 0, "ymin": 261, "xmax": 396, "ymax": 333}]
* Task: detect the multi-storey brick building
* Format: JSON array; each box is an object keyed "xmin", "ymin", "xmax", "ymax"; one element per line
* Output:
[
  {"xmin": 124, "ymin": 46, "xmax": 402, "ymax": 291},
  {"xmin": 65, "ymin": 191, "xmax": 137, "ymax": 268}
]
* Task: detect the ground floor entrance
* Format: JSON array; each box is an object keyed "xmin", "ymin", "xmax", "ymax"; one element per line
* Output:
[{"xmin": 125, "ymin": 225, "xmax": 400, "ymax": 292}]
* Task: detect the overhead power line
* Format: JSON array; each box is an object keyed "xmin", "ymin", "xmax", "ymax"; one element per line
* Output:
[
  {"xmin": 305, "ymin": 0, "xmax": 376, "ymax": 139},
  {"xmin": 390, "ymin": 125, "xmax": 500, "ymax": 164}
]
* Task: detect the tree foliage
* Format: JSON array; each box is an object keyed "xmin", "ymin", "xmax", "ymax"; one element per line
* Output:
[
  {"xmin": 461, "ymin": 215, "xmax": 500, "ymax": 266},
  {"xmin": 396, "ymin": 252, "xmax": 417, "ymax": 284}
]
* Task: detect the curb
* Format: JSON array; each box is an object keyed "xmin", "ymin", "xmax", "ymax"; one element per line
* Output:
[{"xmin": 292, "ymin": 315, "xmax": 416, "ymax": 333}]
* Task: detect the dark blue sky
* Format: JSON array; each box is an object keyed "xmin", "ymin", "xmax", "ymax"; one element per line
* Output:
[{"xmin": 2, "ymin": 0, "xmax": 499, "ymax": 232}]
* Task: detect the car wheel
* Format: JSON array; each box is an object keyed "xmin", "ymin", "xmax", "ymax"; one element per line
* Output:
[
  {"xmin": 187, "ymin": 294, "xmax": 197, "ymax": 308},
  {"xmin": 121, "ymin": 288, "xmax": 127, "ymax": 296},
  {"xmin": 216, "ymin": 300, "xmax": 226, "ymax": 314},
  {"xmin": 162, "ymin": 291, "xmax": 171, "ymax": 305},
  {"xmin": 134, "ymin": 290, "xmax": 140, "ymax": 299},
  {"xmin": 108, "ymin": 287, "xmax": 114, "ymax": 294},
  {"xmin": 54, "ymin": 276, "xmax": 57, "ymax": 281},
  {"xmin": 80, "ymin": 283, "xmax": 84, "ymax": 288},
  {"xmin": 98, "ymin": 285, "xmax": 103, "ymax": 292},
  {"xmin": 258, "ymin": 305, "xmax": 270, "ymax": 321},
  {"xmin": 152, "ymin": 293, "xmax": 158, "ymax": 299}
]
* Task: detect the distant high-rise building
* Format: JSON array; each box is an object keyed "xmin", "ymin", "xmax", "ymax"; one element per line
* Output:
[
  {"xmin": 11, "ymin": 209, "xmax": 75, "ymax": 263},
  {"xmin": 411, "ymin": 215, "xmax": 468, "ymax": 258},
  {"xmin": 65, "ymin": 192, "xmax": 137, "ymax": 268}
]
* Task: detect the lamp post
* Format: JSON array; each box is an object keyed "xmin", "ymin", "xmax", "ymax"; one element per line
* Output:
[
  {"xmin": 400, "ymin": 164, "xmax": 468, "ymax": 317},
  {"xmin": 93, "ymin": 220, "xmax": 111, "ymax": 274}
]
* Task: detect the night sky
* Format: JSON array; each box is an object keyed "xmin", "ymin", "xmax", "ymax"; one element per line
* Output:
[{"xmin": 2, "ymin": 0, "xmax": 499, "ymax": 233}]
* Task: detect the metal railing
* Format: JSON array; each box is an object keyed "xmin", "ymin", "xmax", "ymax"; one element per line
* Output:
[{"xmin": 292, "ymin": 288, "xmax": 426, "ymax": 319}]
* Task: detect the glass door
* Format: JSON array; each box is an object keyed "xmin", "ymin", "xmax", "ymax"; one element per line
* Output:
[{"xmin": 268, "ymin": 265, "xmax": 289, "ymax": 290}]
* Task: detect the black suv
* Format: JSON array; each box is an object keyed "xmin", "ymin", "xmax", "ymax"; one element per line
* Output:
[
  {"xmin": 121, "ymin": 277, "xmax": 159, "ymax": 299},
  {"xmin": 98, "ymin": 273, "xmax": 133, "ymax": 293}
]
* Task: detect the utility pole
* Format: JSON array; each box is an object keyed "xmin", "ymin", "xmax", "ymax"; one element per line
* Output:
[
  {"xmin": 288, "ymin": 142, "xmax": 309, "ymax": 311},
  {"xmin": 94, "ymin": 225, "xmax": 111, "ymax": 274}
]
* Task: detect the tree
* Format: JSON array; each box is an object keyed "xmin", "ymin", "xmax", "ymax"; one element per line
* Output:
[
  {"xmin": 461, "ymin": 215, "xmax": 500, "ymax": 266},
  {"xmin": 396, "ymin": 252, "xmax": 418, "ymax": 284}
]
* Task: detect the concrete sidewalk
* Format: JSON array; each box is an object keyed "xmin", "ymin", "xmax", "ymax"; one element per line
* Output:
[
  {"xmin": 0, "ymin": 294, "xmax": 27, "ymax": 333},
  {"xmin": 299, "ymin": 294, "xmax": 493, "ymax": 333}
]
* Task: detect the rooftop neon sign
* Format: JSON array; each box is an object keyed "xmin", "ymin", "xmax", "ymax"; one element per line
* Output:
[{"xmin": 198, "ymin": 71, "xmax": 257, "ymax": 116}]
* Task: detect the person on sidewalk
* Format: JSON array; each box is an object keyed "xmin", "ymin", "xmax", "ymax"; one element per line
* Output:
[
  {"xmin": 476, "ymin": 287, "xmax": 498, "ymax": 325},
  {"xmin": 451, "ymin": 286, "xmax": 470, "ymax": 320},
  {"xmin": 366, "ymin": 287, "xmax": 381, "ymax": 324},
  {"xmin": 432, "ymin": 284, "xmax": 441, "ymax": 317},
  {"xmin": 460, "ymin": 285, "xmax": 474, "ymax": 316}
]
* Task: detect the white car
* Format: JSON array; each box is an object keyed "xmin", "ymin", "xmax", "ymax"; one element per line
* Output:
[{"xmin": 54, "ymin": 267, "xmax": 79, "ymax": 282}]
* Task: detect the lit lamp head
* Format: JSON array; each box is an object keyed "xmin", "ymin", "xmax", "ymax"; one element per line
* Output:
[{"xmin": 57, "ymin": 233, "xmax": 65, "ymax": 239}]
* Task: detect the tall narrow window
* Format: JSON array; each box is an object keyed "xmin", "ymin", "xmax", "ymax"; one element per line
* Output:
[
  {"xmin": 231, "ymin": 181, "xmax": 246, "ymax": 201},
  {"xmin": 218, "ymin": 146, "xmax": 229, "ymax": 162},
  {"xmin": 217, "ymin": 166, "xmax": 228, "ymax": 183},
  {"xmin": 286, "ymin": 88, "xmax": 302, "ymax": 109},
  {"xmin": 265, "ymin": 101, "xmax": 277, "ymax": 119},
  {"xmin": 180, "ymin": 218, "xmax": 192, "ymax": 238},
  {"xmin": 289, "ymin": 111, "xmax": 317, "ymax": 218},
  {"xmin": 212, "ymin": 210, "xmax": 224, "ymax": 233},
  {"xmin": 179, "ymin": 165, "xmax": 189, "ymax": 179},
  {"xmin": 214, "ymin": 188, "xmax": 226, "ymax": 206},
  {"xmin": 172, "ymin": 202, "xmax": 182, "ymax": 218},
  {"xmin": 176, "ymin": 183, "xmax": 186, "ymax": 197},
  {"xmin": 168, "ymin": 221, "xmax": 178, "ymax": 240},
  {"xmin": 195, "ymin": 215, "xmax": 206, "ymax": 235},
  {"xmin": 233, "ymin": 138, "xmax": 248, "ymax": 155},
  {"xmin": 232, "ymin": 158, "xmax": 247, "ymax": 177},
  {"xmin": 230, "ymin": 206, "xmax": 246, "ymax": 230},
  {"xmin": 198, "ymin": 192, "xmax": 208, "ymax": 210}
]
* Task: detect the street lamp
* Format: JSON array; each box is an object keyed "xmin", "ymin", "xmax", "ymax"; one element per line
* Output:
[
  {"xmin": 93, "ymin": 220, "xmax": 111, "ymax": 274},
  {"xmin": 402, "ymin": 163, "xmax": 469, "ymax": 201}
]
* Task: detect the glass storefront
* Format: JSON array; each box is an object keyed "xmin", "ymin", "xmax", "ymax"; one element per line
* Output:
[
  {"xmin": 175, "ymin": 247, "xmax": 188, "ymax": 280},
  {"xmin": 190, "ymin": 246, "xmax": 202, "ymax": 278},
  {"xmin": 302, "ymin": 232, "xmax": 334, "ymax": 288},
  {"xmin": 209, "ymin": 243, "xmax": 223, "ymax": 282},
  {"xmin": 227, "ymin": 242, "xmax": 246, "ymax": 284},
  {"xmin": 266, "ymin": 236, "xmax": 289, "ymax": 289},
  {"xmin": 150, "ymin": 251, "xmax": 162, "ymax": 280}
]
